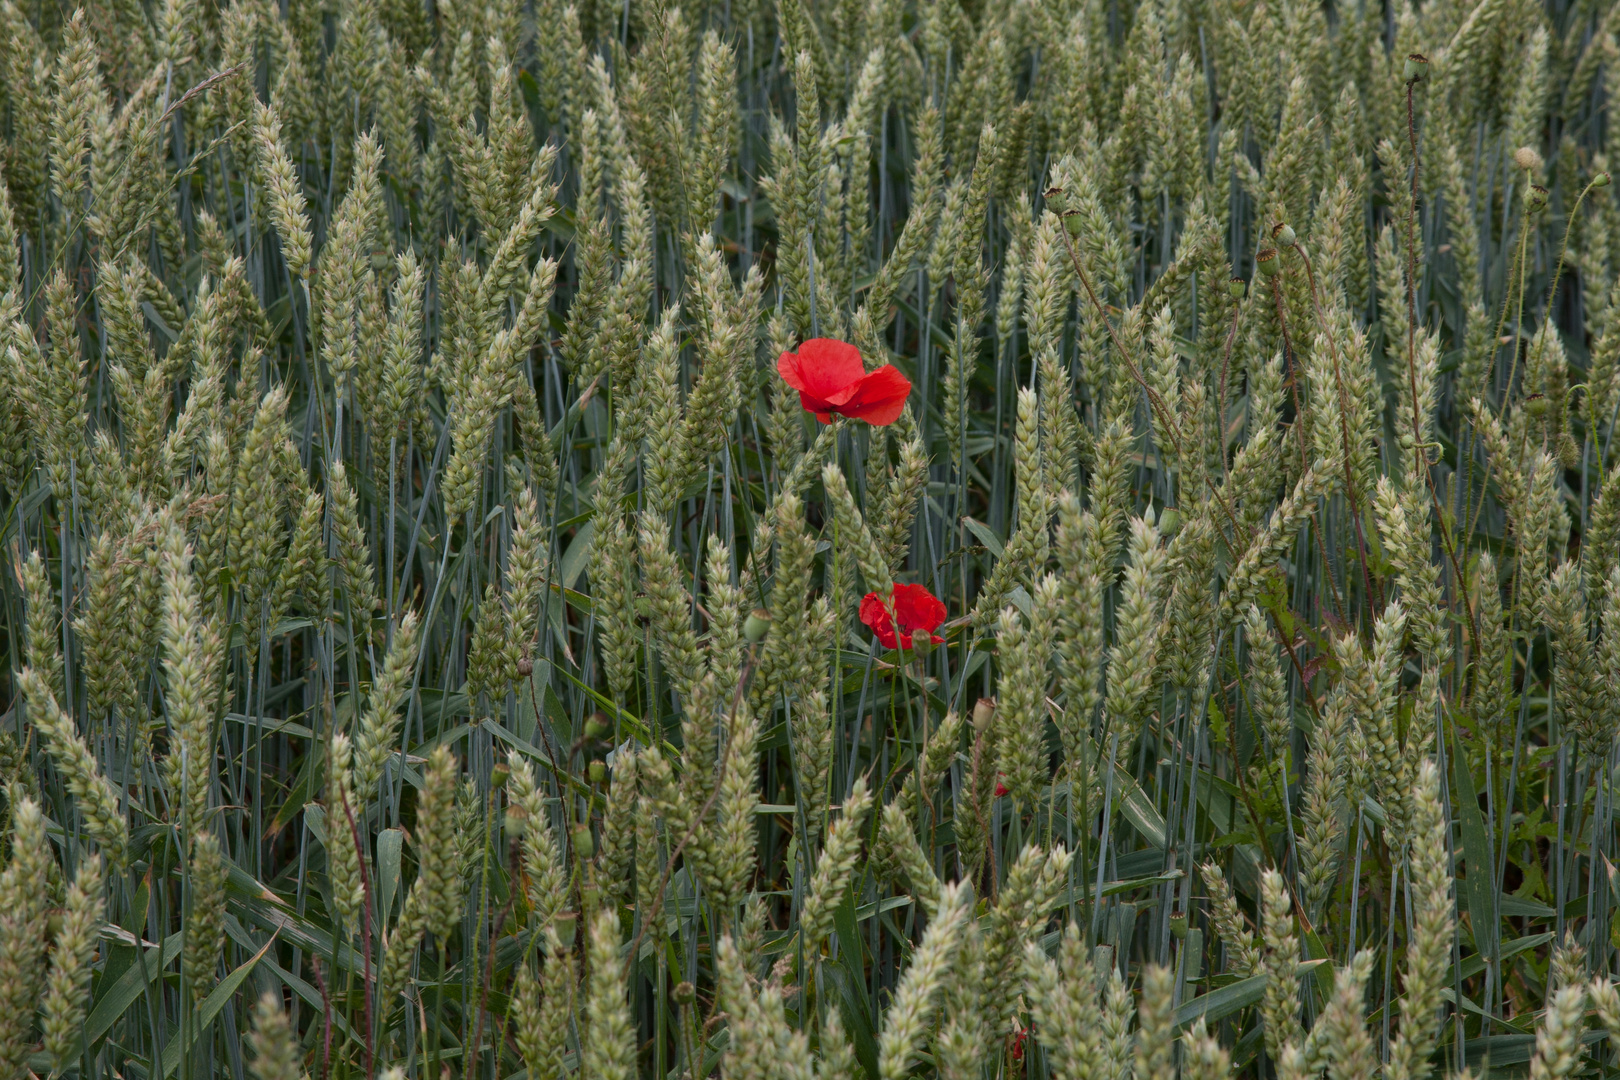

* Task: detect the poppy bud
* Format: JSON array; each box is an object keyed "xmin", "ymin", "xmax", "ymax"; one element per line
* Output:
[
  {"xmin": 1158, "ymin": 507, "xmax": 1181, "ymax": 538},
  {"xmin": 1228, "ymin": 278, "xmax": 1247, "ymax": 299},
  {"xmin": 1404, "ymin": 53, "xmax": 1428, "ymax": 82},
  {"xmin": 516, "ymin": 656, "xmax": 533, "ymax": 676},
  {"xmin": 1062, "ymin": 209, "xmax": 1084, "ymax": 236},
  {"xmin": 1596, "ymin": 171, "xmax": 1613, "ymax": 189},
  {"xmin": 571, "ymin": 825, "xmax": 595, "ymax": 858},
  {"xmin": 1169, "ymin": 910, "xmax": 1188, "ymax": 939},
  {"xmin": 490, "ymin": 763, "xmax": 510, "ymax": 789},
  {"xmin": 584, "ymin": 712, "xmax": 612, "ymax": 740},
  {"xmin": 1513, "ymin": 146, "xmax": 1543, "ymax": 173},
  {"xmin": 1256, "ymin": 248, "xmax": 1281, "ymax": 277},
  {"xmin": 588, "ymin": 761, "xmax": 607, "ymax": 783},
  {"xmin": 674, "ymin": 981, "xmax": 697, "ymax": 1006},
  {"xmin": 1526, "ymin": 185, "xmax": 1549, "ymax": 213},
  {"xmin": 744, "ymin": 607, "xmax": 772, "ymax": 642},
  {"xmin": 1559, "ymin": 432, "xmax": 1581, "ymax": 469},
  {"xmin": 1270, "ymin": 221, "xmax": 1295, "ymax": 247}
]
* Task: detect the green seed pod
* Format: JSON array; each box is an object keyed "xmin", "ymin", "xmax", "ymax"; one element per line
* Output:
[
  {"xmin": 1256, "ymin": 248, "xmax": 1281, "ymax": 277},
  {"xmin": 1228, "ymin": 278, "xmax": 1247, "ymax": 298},
  {"xmin": 1525, "ymin": 394, "xmax": 1550, "ymax": 417},
  {"xmin": 1062, "ymin": 209, "xmax": 1084, "ymax": 236},
  {"xmin": 909, "ymin": 628, "xmax": 935, "ymax": 654},
  {"xmin": 584, "ymin": 713, "xmax": 612, "ymax": 740},
  {"xmin": 1169, "ymin": 910, "xmax": 1188, "ymax": 939},
  {"xmin": 1270, "ymin": 222, "xmax": 1295, "ymax": 247},
  {"xmin": 1404, "ymin": 53, "xmax": 1428, "ymax": 82},
  {"xmin": 588, "ymin": 761, "xmax": 607, "ymax": 783},
  {"xmin": 1158, "ymin": 508, "xmax": 1182, "ymax": 538},
  {"xmin": 1042, "ymin": 186, "xmax": 1068, "ymax": 213},
  {"xmin": 674, "ymin": 981, "xmax": 697, "ymax": 1005},
  {"xmin": 1595, "ymin": 171, "xmax": 1613, "ymax": 189},
  {"xmin": 743, "ymin": 607, "xmax": 772, "ymax": 642},
  {"xmin": 491, "ymin": 764, "xmax": 510, "ymax": 789},
  {"xmin": 1526, "ymin": 185, "xmax": 1550, "ymax": 212},
  {"xmin": 572, "ymin": 825, "xmax": 595, "ymax": 858}
]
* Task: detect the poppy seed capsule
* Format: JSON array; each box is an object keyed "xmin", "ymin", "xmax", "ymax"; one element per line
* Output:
[
  {"xmin": 1062, "ymin": 208, "xmax": 1084, "ymax": 236},
  {"xmin": 1228, "ymin": 278, "xmax": 1247, "ymax": 298},
  {"xmin": 973, "ymin": 697, "xmax": 997, "ymax": 732},
  {"xmin": 584, "ymin": 712, "xmax": 612, "ymax": 740},
  {"xmin": 1526, "ymin": 185, "xmax": 1550, "ymax": 212},
  {"xmin": 1256, "ymin": 248, "xmax": 1281, "ymax": 276},
  {"xmin": 1404, "ymin": 53, "xmax": 1428, "ymax": 82},
  {"xmin": 1270, "ymin": 221, "xmax": 1295, "ymax": 247},
  {"xmin": 587, "ymin": 761, "xmax": 607, "ymax": 783},
  {"xmin": 910, "ymin": 628, "xmax": 935, "ymax": 654},
  {"xmin": 1043, "ymin": 185, "xmax": 1068, "ymax": 212},
  {"xmin": 743, "ymin": 607, "xmax": 772, "ymax": 642},
  {"xmin": 1169, "ymin": 910, "xmax": 1188, "ymax": 939},
  {"xmin": 1525, "ymin": 394, "xmax": 1550, "ymax": 417},
  {"xmin": 571, "ymin": 825, "xmax": 594, "ymax": 858},
  {"xmin": 1596, "ymin": 171, "xmax": 1613, "ymax": 189},
  {"xmin": 674, "ymin": 981, "xmax": 697, "ymax": 1006},
  {"xmin": 490, "ymin": 763, "xmax": 510, "ymax": 789},
  {"xmin": 1158, "ymin": 507, "xmax": 1181, "ymax": 538},
  {"xmin": 516, "ymin": 656, "xmax": 533, "ymax": 676}
]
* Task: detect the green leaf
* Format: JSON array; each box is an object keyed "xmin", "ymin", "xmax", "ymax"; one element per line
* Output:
[
  {"xmin": 81, "ymin": 933, "xmax": 184, "ymax": 1051},
  {"xmin": 160, "ymin": 933, "xmax": 278, "ymax": 1077},
  {"xmin": 1175, "ymin": 974, "xmax": 1266, "ymax": 1029},
  {"xmin": 1452, "ymin": 728, "xmax": 1498, "ymax": 964}
]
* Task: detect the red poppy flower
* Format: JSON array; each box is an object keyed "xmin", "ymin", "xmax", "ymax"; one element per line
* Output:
[
  {"xmin": 859, "ymin": 583, "xmax": 947, "ymax": 650},
  {"xmin": 777, "ymin": 338, "xmax": 912, "ymax": 426},
  {"xmin": 1009, "ymin": 1024, "xmax": 1031, "ymax": 1066},
  {"xmin": 994, "ymin": 775, "xmax": 1010, "ymax": 798}
]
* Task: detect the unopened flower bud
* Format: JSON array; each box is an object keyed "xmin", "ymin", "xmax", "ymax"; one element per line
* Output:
[
  {"xmin": 1404, "ymin": 53, "xmax": 1428, "ymax": 82},
  {"xmin": 1158, "ymin": 507, "xmax": 1181, "ymax": 538},
  {"xmin": 674, "ymin": 981, "xmax": 697, "ymax": 1005},
  {"xmin": 1270, "ymin": 221, "xmax": 1295, "ymax": 247},
  {"xmin": 1228, "ymin": 278, "xmax": 1247, "ymax": 298},
  {"xmin": 743, "ymin": 608, "xmax": 772, "ymax": 642},
  {"xmin": 584, "ymin": 712, "xmax": 612, "ymax": 740},
  {"xmin": 571, "ymin": 825, "xmax": 594, "ymax": 858},
  {"xmin": 1513, "ymin": 146, "xmax": 1543, "ymax": 172},
  {"xmin": 1256, "ymin": 248, "xmax": 1281, "ymax": 277}
]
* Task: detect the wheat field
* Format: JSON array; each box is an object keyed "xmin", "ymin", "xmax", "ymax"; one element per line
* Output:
[{"xmin": 0, "ymin": 0, "xmax": 1616, "ymax": 1078}]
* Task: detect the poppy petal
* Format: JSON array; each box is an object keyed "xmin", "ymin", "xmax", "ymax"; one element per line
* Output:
[
  {"xmin": 893, "ymin": 582, "xmax": 947, "ymax": 635},
  {"xmin": 838, "ymin": 364, "xmax": 912, "ymax": 426},
  {"xmin": 790, "ymin": 339, "xmax": 867, "ymax": 406},
  {"xmin": 859, "ymin": 592, "xmax": 899, "ymax": 650}
]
